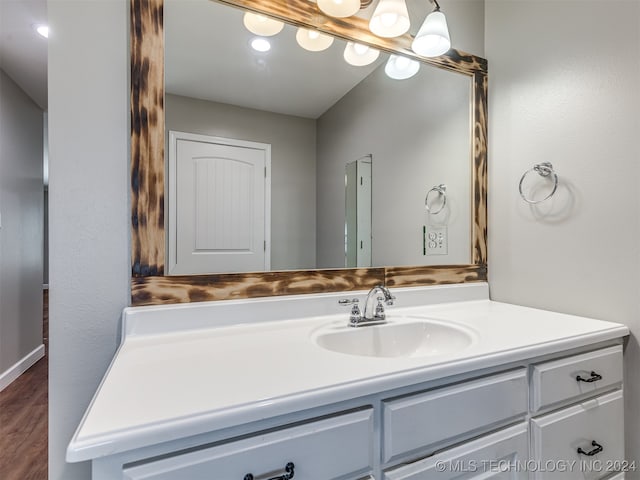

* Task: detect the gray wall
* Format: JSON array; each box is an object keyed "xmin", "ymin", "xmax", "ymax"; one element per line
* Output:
[
  {"xmin": 316, "ymin": 0, "xmax": 484, "ymax": 268},
  {"xmin": 485, "ymin": 0, "xmax": 640, "ymax": 473},
  {"xmin": 316, "ymin": 63, "xmax": 471, "ymax": 268},
  {"xmin": 48, "ymin": 1, "xmax": 130, "ymax": 479},
  {"xmin": 48, "ymin": 0, "xmax": 640, "ymax": 478},
  {"xmin": 165, "ymin": 94, "xmax": 317, "ymax": 270},
  {"xmin": 0, "ymin": 69, "xmax": 44, "ymax": 376}
]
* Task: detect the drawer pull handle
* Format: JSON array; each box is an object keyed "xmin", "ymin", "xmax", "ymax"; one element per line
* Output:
[
  {"xmin": 244, "ymin": 462, "xmax": 295, "ymax": 480},
  {"xmin": 576, "ymin": 371, "xmax": 602, "ymax": 383},
  {"xmin": 577, "ymin": 441, "xmax": 603, "ymax": 456}
]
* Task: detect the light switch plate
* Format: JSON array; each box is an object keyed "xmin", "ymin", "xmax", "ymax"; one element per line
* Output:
[{"xmin": 425, "ymin": 225, "xmax": 448, "ymax": 255}]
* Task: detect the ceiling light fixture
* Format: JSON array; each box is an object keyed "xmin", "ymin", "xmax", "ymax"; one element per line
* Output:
[
  {"xmin": 385, "ymin": 54, "xmax": 420, "ymax": 80},
  {"xmin": 369, "ymin": 0, "xmax": 410, "ymax": 38},
  {"xmin": 343, "ymin": 42, "xmax": 380, "ymax": 66},
  {"xmin": 34, "ymin": 24, "xmax": 49, "ymax": 39},
  {"xmin": 317, "ymin": 0, "xmax": 361, "ymax": 18},
  {"xmin": 295, "ymin": 28, "xmax": 334, "ymax": 52},
  {"xmin": 411, "ymin": 0, "xmax": 451, "ymax": 57},
  {"xmin": 250, "ymin": 37, "xmax": 271, "ymax": 52},
  {"xmin": 243, "ymin": 12, "xmax": 284, "ymax": 37}
]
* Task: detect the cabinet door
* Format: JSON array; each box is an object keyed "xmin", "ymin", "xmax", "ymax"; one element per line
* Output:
[
  {"xmin": 123, "ymin": 409, "xmax": 373, "ymax": 480},
  {"xmin": 531, "ymin": 345, "xmax": 623, "ymax": 412},
  {"xmin": 531, "ymin": 390, "xmax": 624, "ymax": 480},
  {"xmin": 383, "ymin": 369, "xmax": 527, "ymax": 463},
  {"xmin": 383, "ymin": 423, "xmax": 529, "ymax": 480}
]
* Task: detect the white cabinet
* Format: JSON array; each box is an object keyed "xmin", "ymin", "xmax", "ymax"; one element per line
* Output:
[
  {"xmin": 382, "ymin": 369, "xmax": 528, "ymax": 463},
  {"xmin": 93, "ymin": 343, "xmax": 625, "ymax": 480},
  {"xmin": 383, "ymin": 423, "xmax": 529, "ymax": 480},
  {"xmin": 123, "ymin": 409, "xmax": 374, "ymax": 480},
  {"xmin": 530, "ymin": 347, "xmax": 625, "ymax": 480},
  {"xmin": 530, "ymin": 390, "xmax": 624, "ymax": 480},
  {"xmin": 531, "ymin": 345, "xmax": 623, "ymax": 412}
]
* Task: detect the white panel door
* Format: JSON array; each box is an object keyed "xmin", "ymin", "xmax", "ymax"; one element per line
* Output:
[
  {"xmin": 345, "ymin": 155, "xmax": 372, "ymax": 268},
  {"xmin": 168, "ymin": 131, "xmax": 270, "ymax": 274},
  {"xmin": 356, "ymin": 157, "xmax": 372, "ymax": 267}
]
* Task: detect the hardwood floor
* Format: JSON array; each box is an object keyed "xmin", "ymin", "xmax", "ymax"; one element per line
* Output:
[{"xmin": 0, "ymin": 291, "xmax": 48, "ymax": 480}]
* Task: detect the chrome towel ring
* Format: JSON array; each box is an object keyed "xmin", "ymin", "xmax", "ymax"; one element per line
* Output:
[
  {"xmin": 425, "ymin": 184, "xmax": 447, "ymax": 214},
  {"xmin": 518, "ymin": 162, "xmax": 558, "ymax": 204}
]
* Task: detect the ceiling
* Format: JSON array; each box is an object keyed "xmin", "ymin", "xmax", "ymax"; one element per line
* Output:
[
  {"xmin": 0, "ymin": 0, "xmax": 48, "ymax": 110},
  {"xmin": 165, "ymin": 0, "xmax": 393, "ymax": 119},
  {"xmin": 0, "ymin": 0, "xmax": 433, "ymax": 116}
]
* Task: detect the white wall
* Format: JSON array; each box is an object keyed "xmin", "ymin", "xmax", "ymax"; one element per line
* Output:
[
  {"xmin": 48, "ymin": 0, "xmax": 130, "ymax": 479},
  {"xmin": 485, "ymin": 0, "xmax": 640, "ymax": 472},
  {"xmin": 0, "ymin": 69, "xmax": 44, "ymax": 377},
  {"xmin": 165, "ymin": 94, "xmax": 317, "ymax": 270}
]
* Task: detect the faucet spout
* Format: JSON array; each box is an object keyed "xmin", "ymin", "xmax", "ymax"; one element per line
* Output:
[{"xmin": 363, "ymin": 285, "xmax": 396, "ymax": 322}]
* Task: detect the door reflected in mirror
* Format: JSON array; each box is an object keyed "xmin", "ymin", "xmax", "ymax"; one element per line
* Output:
[
  {"xmin": 165, "ymin": 0, "xmax": 472, "ymax": 275},
  {"xmin": 345, "ymin": 156, "xmax": 372, "ymax": 268}
]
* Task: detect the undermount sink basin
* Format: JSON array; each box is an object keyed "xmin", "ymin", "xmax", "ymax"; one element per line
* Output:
[{"xmin": 313, "ymin": 317, "xmax": 476, "ymax": 358}]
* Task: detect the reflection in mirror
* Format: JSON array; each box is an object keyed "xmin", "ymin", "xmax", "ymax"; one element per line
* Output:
[
  {"xmin": 165, "ymin": 0, "xmax": 472, "ymax": 275},
  {"xmin": 345, "ymin": 155, "xmax": 372, "ymax": 268}
]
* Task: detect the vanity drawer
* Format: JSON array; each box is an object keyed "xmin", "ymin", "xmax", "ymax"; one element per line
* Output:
[
  {"xmin": 383, "ymin": 423, "xmax": 529, "ymax": 479},
  {"xmin": 531, "ymin": 345, "xmax": 623, "ymax": 412},
  {"xmin": 123, "ymin": 409, "xmax": 373, "ymax": 480},
  {"xmin": 530, "ymin": 390, "xmax": 624, "ymax": 480},
  {"xmin": 382, "ymin": 369, "xmax": 528, "ymax": 463}
]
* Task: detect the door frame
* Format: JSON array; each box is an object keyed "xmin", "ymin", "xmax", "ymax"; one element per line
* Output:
[{"xmin": 167, "ymin": 130, "xmax": 272, "ymax": 275}]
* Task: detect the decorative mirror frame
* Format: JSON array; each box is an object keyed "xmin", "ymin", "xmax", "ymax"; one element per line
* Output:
[{"xmin": 130, "ymin": 0, "xmax": 488, "ymax": 306}]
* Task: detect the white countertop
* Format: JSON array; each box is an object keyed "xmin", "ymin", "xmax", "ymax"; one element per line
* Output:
[{"xmin": 67, "ymin": 283, "xmax": 629, "ymax": 462}]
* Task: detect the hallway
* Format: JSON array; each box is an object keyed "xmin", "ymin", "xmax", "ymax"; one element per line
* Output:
[{"xmin": 0, "ymin": 291, "xmax": 48, "ymax": 480}]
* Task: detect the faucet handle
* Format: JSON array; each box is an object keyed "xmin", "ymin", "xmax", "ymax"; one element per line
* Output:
[
  {"xmin": 377, "ymin": 294, "xmax": 396, "ymax": 306},
  {"xmin": 339, "ymin": 298, "xmax": 362, "ymax": 326},
  {"xmin": 338, "ymin": 298, "xmax": 359, "ymax": 306},
  {"xmin": 374, "ymin": 298, "xmax": 386, "ymax": 321}
]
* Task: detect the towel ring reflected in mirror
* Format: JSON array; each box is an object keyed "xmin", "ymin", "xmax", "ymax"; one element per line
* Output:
[
  {"xmin": 425, "ymin": 184, "xmax": 447, "ymax": 214},
  {"xmin": 518, "ymin": 162, "xmax": 558, "ymax": 204}
]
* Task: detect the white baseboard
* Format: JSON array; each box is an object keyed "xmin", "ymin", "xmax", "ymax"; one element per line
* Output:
[{"xmin": 0, "ymin": 344, "xmax": 45, "ymax": 392}]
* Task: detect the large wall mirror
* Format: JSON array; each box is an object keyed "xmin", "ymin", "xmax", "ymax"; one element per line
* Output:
[{"xmin": 130, "ymin": 0, "xmax": 487, "ymax": 306}]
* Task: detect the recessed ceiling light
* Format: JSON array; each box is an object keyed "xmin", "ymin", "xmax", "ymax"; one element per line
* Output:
[
  {"xmin": 35, "ymin": 24, "xmax": 49, "ymax": 39},
  {"xmin": 250, "ymin": 37, "xmax": 271, "ymax": 53}
]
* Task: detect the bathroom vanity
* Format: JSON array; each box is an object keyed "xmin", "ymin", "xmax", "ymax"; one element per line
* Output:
[{"xmin": 67, "ymin": 284, "xmax": 630, "ymax": 479}]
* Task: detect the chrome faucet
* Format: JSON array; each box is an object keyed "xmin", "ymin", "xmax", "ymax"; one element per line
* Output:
[
  {"xmin": 363, "ymin": 285, "xmax": 396, "ymax": 323},
  {"xmin": 339, "ymin": 285, "xmax": 396, "ymax": 327}
]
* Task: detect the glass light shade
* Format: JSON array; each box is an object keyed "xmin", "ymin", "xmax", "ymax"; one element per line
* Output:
[
  {"xmin": 296, "ymin": 28, "xmax": 334, "ymax": 52},
  {"xmin": 343, "ymin": 42, "xmax": 380, "ymax": 66},
  {"xmin": 369, "ymin": 0, "xmax": 410, "ymax": 38},
  {"xmin": 243, "ymin": 12, "xmax": 284, "ymax": 36},
  {"xmin": 384, "ymin": 54, "xmax": 420, "ymax": 80},
  {"xmin": 411, "ymin": 10, "xmax": 451, "ymax": 57},
  {"xmin": 317, "ymin": 0, "xmax": 360, "ymax": 18}
]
